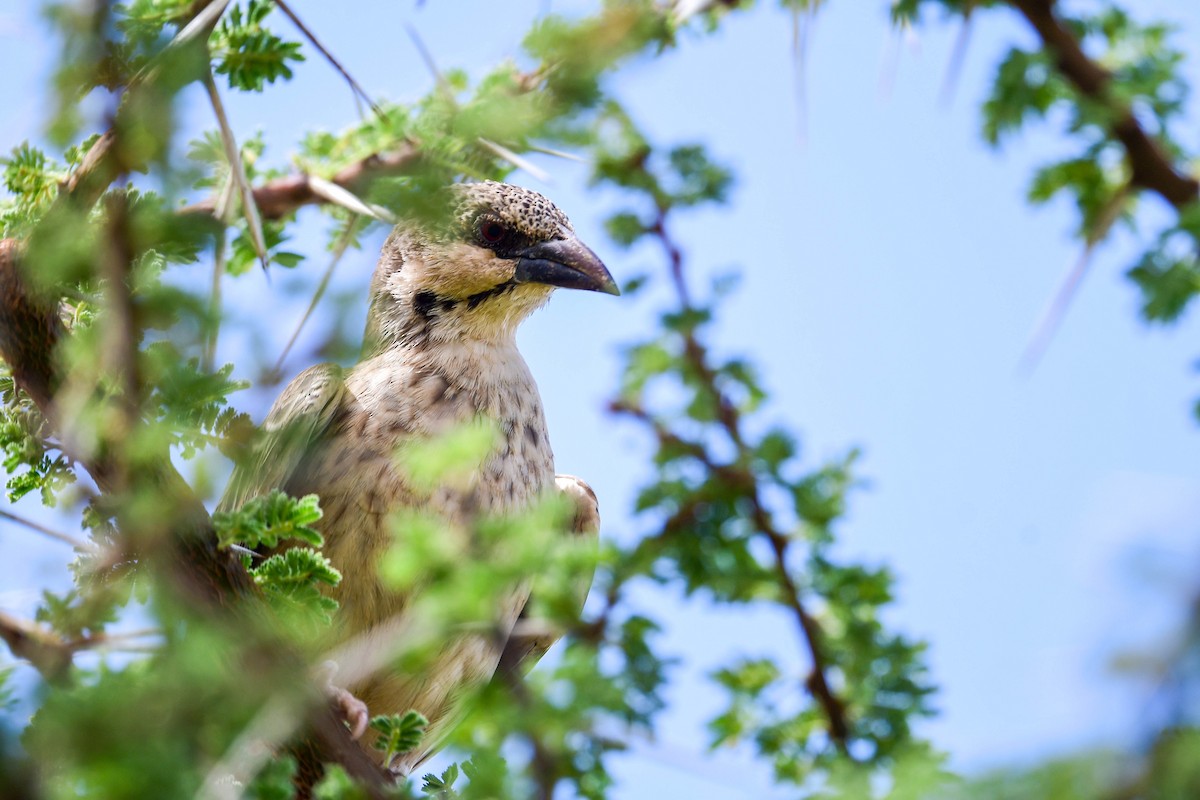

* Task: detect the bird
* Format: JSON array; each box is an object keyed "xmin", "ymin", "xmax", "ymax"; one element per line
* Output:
[{"xmin": 219, "ymin": 180, "xmax": 617, "ymax": 777}]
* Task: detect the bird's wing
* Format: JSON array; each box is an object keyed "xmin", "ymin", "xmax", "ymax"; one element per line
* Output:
[
  {"xmin": 494, "ymin": 474, "xmax": 599, "ymax": 680},
  {"xmin": 218, "ymin": 363, "xmax": 347, "ymax": 513}
]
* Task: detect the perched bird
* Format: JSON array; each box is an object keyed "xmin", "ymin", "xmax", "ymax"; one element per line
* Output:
[{"xmin": 220, "ymin": 181, "xmax": 617, "ymax": 775}]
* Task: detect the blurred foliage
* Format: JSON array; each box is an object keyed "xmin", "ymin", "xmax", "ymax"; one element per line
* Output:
[{"xmin": 0, "ymin": 1, "xmax": 1196, "ymax": 799}]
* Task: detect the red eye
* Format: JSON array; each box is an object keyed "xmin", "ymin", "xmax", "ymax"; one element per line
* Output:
[{"xmin": 479, "ymin": 220, "xmax": 506, "ymax": 244}]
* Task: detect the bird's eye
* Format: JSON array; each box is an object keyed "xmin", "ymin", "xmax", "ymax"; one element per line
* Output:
[{"xmin": 479, "ymin": 220, "xmax": 507, "ymax": 244}]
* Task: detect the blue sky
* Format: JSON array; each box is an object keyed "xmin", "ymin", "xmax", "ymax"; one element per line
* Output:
[{"xmin": 3, "ymin": 1, "xmax": 1200, "ymax": 797}]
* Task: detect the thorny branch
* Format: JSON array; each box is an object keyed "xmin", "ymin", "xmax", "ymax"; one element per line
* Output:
[
  {"xmin": 0, "ymin": 118, "xmax": 395, "ymax": 800},
  {"xmin": 179, "ymin": 142, "xmax": 423, "ymax": 221},
  {"xmin": 1006, "ymin": 0, "xmax": 1199, "ymax": 210},
  {"xmin": 612, "ymin": 209, "xmax": 852, "ymax": 755}
]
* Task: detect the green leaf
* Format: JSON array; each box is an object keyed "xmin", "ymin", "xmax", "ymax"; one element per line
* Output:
[
  {"xmin": 245, "ymin": 756, "xmax": 296, "ymax": 800},
  {"xmin": 604, "ymin": 211, "xmax": 647, "ymax": 247},
  {"xmin": 1128, "ymin": 245, "xmax": 1200, "ymax": 323},
  {"xmin": 213, "ymin": 490, "xmax": 325, "ymax": 549},
  {"xmin": 369, "ymin": 710, "xmax": 428, "ymax": 764},
  {"xmin": 421, "ymin": 763, "xmax": 460, "ymax": 798},
  {"xmin": 250, "ymin": 547, "xmax": 341, "ymax": 624},
  {"xmin": 211, "ymin": 0, "xmax": 306, "ymax": 92},
  {"xmin": 393, "ymin": 417, "xmax": 501, "ymax": 492}
]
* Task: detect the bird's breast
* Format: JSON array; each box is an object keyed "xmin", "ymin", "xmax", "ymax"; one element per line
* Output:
[
  {"xmin": 346, "ymin": 347, "xmax": 555, "ymax": 511},
  {"xmin": 305, "ymin": 348, "xmax": 556, "ymax": 623}
]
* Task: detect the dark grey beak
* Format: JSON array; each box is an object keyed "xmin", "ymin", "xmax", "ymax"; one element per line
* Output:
[{"xmin": 514, "ymin": 237, "xmax": 620, "ymax": 296}]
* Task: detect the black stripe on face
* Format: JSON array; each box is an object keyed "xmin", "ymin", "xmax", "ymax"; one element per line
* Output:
[
  {"xmin": 466, "ymin": 280, "xmax": 517, "ymax": 309},
  {"xmin": 413, "ymin": 290, "xmax": 458, "ymax": 319},
  {"xmin": 413, "ymin": 290, "xmax": 438, "ymax": 319}
]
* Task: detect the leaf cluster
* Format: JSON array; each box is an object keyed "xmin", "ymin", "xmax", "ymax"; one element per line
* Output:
[{"xmin": 210, "ymin": 0, "xmax": 306, "ymax": 92}]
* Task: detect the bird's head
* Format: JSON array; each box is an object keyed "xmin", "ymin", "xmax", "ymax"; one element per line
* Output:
[{"xmin": 366, "ymin": 181, "xmax": 618, "ymax": 350}]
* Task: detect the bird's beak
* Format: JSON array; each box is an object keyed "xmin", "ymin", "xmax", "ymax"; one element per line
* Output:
[{"xmin": 514, "ymin": 237, "xmax": 620, "ymax": 296}]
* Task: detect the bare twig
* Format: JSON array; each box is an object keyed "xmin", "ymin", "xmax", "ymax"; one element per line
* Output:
[
  {"xmin": 171, "ymin": 0, "xmax": 234, "ymax": 49},
  {"xmin": 1019, "ymin": 184, "xmax": 1130, "ymax": 371},
  {"xmin": 204, "ymin": 69, "xmax": 269, "ymax": 270},
  {"xmin": 272, "ymin": 0, "xmax": 386, "ymax": 120},
  {"xmin": 273, "ymin": 217, "xmax": 361, "ymax": 376},
  {"xmin": 478, "ymin": 138, "xmax": 553, "ymax": 184},
  {"xmin": 649, "ymin": 209, "xmax": 690, "ymax": 310},
  {"xmin": 203, "ymin": 224, "xmax": 228, "ymax": 373},
  {"xmin": 306, "ymin": 176, "xmax": 397, "ymax": 223},
  {"xmin": 527, "ymin": 144, "xmax": 585, "ymax": 163},
  {"xmin": 0, "ymin": 507, "xmax": 90, "ymax": 549},
  {"xmin": 878, "ymin": 22, "xmax": 904, "ymax": 101},
  {"xmin": 939, "ymin": 3, "xmax": 974, "ymax": 106},
  {"xmin": 404, "ymin": 23, "xmax": 453, "ymax": 100},
  {"xmin": 790, "ymin": 2, "xmax": 817, "ymax": 144}
]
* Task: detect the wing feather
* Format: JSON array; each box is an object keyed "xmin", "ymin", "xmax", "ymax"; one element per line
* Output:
[
  {"xmin": 494, "ymin": 474, "xmax": 599, "ymax": 680},
  {"xmin": 218, "ymin": 363, "xmax": 347, "ymax": 513}
]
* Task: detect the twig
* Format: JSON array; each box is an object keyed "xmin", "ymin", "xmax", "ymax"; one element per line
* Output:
[
  {"xmin": 0, "ymin": 241, "xmax": 66, "ymax": 412},
  {"xmin": 1019, "ymin": 183, "xmax": 1130, "ymax": 371},
  {"xmin": 526, "ymin": 144, "xmax": 585, "ymax": 163},
  {"xmin": 306, "ymin": 176, "xmax": 397, "ymax": 223},
  {"xmin": 404, "ymin": 23, "xmax": 453, "ymax": 100},
  {"xmin": 649, "ymin": 209, "xmax": 690, "ymax": 310},
  {"xmin": 878, "ymin": 22, "xmax": 903, "ymax": 101},
  {"xmin": 203, "ymin": 224, "xmax": 228, "ymax": 373},
  {"xmin": 938, "ymin": 3, "xmax": 974, "ymax": 106},
  {"xmin": 198, "ymin": 610, "xmax": 441, "ymax": 800},
  {"xmin": 0, "ymin": 507, "xmax": 90, "ymax": 549},
  {"xmin": 791, "ymin": 2, "xmax": 818, "ymax": 144},
  {"xmin": 57, "ymin": 1, "xmax": 232, "ymax": 215},
  {"xmin": 272, "ymin": 217, "xmax": 361, "ymax": 376},
  {"xmin": 0, "ymin": 16, "xmax": 395, "ymax": 795},
  {"xmin": 669, "ymin": 0, "xmax": 740, "ymax": 25},
  {"xmin": 203, "ymin": 69, "xmax": 269, "ymax": 271},
  {"xmin": 272, "ymin": 0, "xmax": 386, "ymax": 120},
  {"xmin": 171, "ymin": 0, "xmax": 234, "ymax": 50},
  {"xmin": 478, "ymin": 138, "xmax": 553, "ymax": 184},
  {"xmin": 74, "ymin": 627, "xmax": 161, "ymax": 648}
]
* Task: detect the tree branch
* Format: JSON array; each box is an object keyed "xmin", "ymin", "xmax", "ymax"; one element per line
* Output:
[
  {"xmin": 1007, "ymin": 0, "xmax": 1199, "ymax": 209},
  {"xmin": 0, "ymin": 610, "xmax": 72, "ymax": 684},
  {"xmin": 180, "ymin": 142, "xmax": 423, "ymax": 221},
  {"xmin": 615, "ymin": 211, "xmax": 853, "ymax": 755}
]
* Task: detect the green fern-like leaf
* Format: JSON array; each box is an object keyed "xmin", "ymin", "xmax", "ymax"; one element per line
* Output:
[
  {"xmin": 250, "ymin": 547, "xmax": 341, "ymax": 624},
  {"xmin": 369, "ymin": 710, "xmax": 428, "ymax": 764},
  {"xmin": 214, "ymin": 490, "xmax": 324, "ymax": 549}
]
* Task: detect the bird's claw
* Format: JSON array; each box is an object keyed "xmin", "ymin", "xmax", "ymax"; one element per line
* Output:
[
  {"xmin": 318, "ymin": 660, "xmax": 370, "ymax": 740},
  {"xmin": 331, "ymin": 685, "xmax": 370, "ymax": 740}
]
